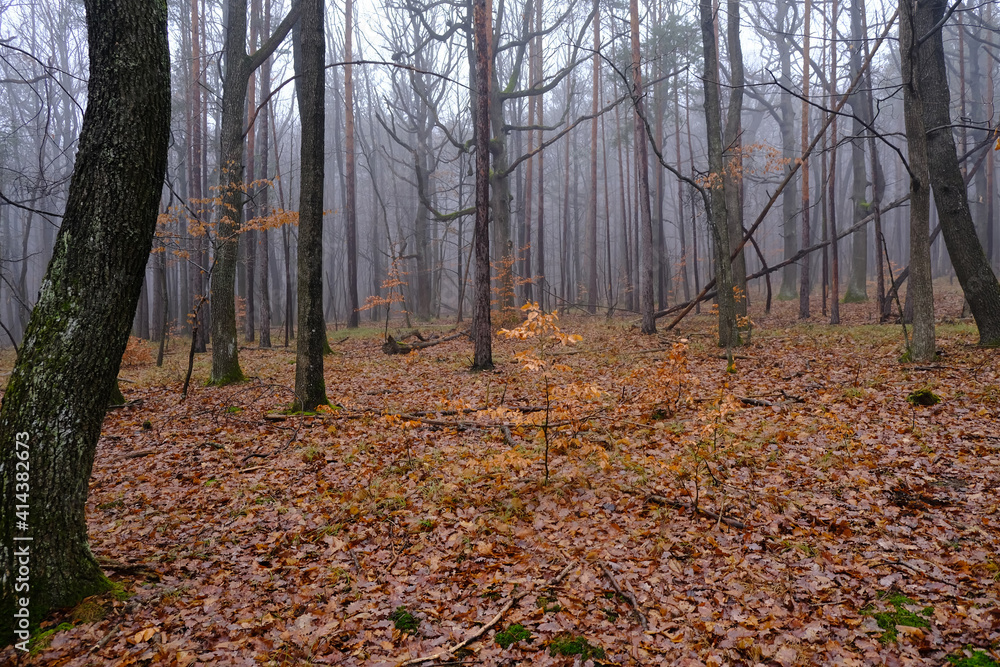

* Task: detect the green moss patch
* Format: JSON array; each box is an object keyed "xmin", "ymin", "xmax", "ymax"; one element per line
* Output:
[
  {"xmin": 495, "ymin": 623, "xmax": 532, "ymax": 649},
  {"xmin": 862, "ymin": 592, "xmax": 932, "ymax": 643},
  {"xmin": 549, "ymin": 633, "xmax": 606, "ymax": 662},
  {"xmin": 947, "ymin": 647, "xmax": 999, "ymax": 667},
  {"xmin": 389, "ymin": 606, "xmax": 420, "ymax": 633}
]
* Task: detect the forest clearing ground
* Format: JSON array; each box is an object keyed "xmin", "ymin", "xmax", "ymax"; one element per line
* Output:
[{"xmin": 2, "ymin": 290, "xmax": 999, "ymax": 666}]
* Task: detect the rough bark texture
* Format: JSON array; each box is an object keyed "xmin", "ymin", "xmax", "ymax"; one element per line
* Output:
[
  {"xmin": 292, "ymin": 0, "xmax": 328, "ymax": 410},
  {"xmin": 723, "ymin": 0, "xmax": 746, "ymax": 317},
  {"xmin": 472, "ymin": 0, "xmax": 493, "ymax": 370},
  {"xmin": 631, "ymin": 0, "xmax": 655, "ymax": 335},
  {"xmin": 900, "ymin": 0, "xmax": 935, "ymax": 360},
  {"xmin": 0, "ymin": 0, "xmax": 169, "ymax": 641},
  {"xmin": 700, "ymin": 0, "xmax": 737, "ymax": 347},
  {"xmin": 919, "ymin": 0, "xmax": 1000, "ymax": 346}
]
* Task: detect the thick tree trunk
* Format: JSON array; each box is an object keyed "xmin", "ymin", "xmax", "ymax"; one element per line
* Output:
[
  {"xmin": 900, "ymin": 0, "xmax": 935, "ymax": 360},
  {"xmin": 292, "ymin": 0, "xmax": 327, "ymax": 409},
  {"xmin": 918, "ymin": 0, "xmax": 1000, "ymax": 346},
  {"xmin": 700, "ymin": 0, "xmax": 737, "ymax": 347},
  {"xmin": 471, "ymin": 0, "xmax": 493, "ymax": 370},
  {"xmin": 0, "ymin": 0, "xmax": 169, "ymax": 640}
]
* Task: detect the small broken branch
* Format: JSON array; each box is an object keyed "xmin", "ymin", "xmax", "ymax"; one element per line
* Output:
[
  {"xmin": 647, "ymin": 494, "xmax": 747, "ymax": 530},
  {"xmin": 402, "ymin": 562, "xmax": 575, "ymax": 665},
  {"xmin": 598, "ymin": 561, "xmax": 647, "ymax": 630}
]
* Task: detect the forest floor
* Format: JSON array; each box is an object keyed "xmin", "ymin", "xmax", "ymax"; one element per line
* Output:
[{"xmin": 2, "ymin": 289, "xmax": 999, "ymax": 666}]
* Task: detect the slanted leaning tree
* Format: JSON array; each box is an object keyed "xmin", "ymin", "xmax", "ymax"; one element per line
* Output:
[
  {"xmin": 915, "ymin": 0, "xmax": 1000, "ymax": 346},
  {"xmin": 0, "ymin": 0, "xmax": 170, "ymax": 640}
]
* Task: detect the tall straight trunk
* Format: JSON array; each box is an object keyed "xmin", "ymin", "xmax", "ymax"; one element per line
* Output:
[
  {"xmin": 586, "ymin": 2, "xmax": 601, "ymax": 313},
  {"xmin": 344, "ymin": 0, "xmax": 360, "ymax": 327},
  {"xmin": 844, "ymin": 0, "xmax": 869, "ymax": 303},
  {"xmin": 723, "ymin": 0, "xmax": 746, "ymax": 316},
  {"xmin": 699, "ymin": 0, "xmax": 736, "ymax": 346},
  {"xmin": 562, "ymin": 100, "xmax": 573, "ymax": 306},
  {"xmin": 653, "ymin": 0, "xmax": 667, "ymax": 311},
  {"xmin": 257, "ymin": 0, "xmax": 272, "ymax": 348},
  {"xmin": 244, "ymin": 0, "xmax": 260, "ymax": 344},
  {"xmin": 614, "ymin": 98, "xmax": 632, "ymax": 310},
  {"xmin": 601, "ymin": 96, "xmax": 614, "ymax": 307},
  {"xmin": 211, "ymin": 0, "xmax": 298, "ymax": 384},
  {"xmin": 536, "ymin": 121, "xmax": 546, "ymax": 310},
  {"xmin": 798, "ymin": 0, "xmax": 812, "ymax": 318},
  {"xmin": 188, "ymin": 0, "xmax": 205, "ymax": 347},
  {"xmin": 586, "ymin": 2, "xmax": 599, "ymax": 312},
  {"xmin": 472, "ymin": 0, "xmax": 493, "ymax": 369},
  {"xmin": 631, "ymin": 0, "xmax": 654, "ymax": 334},
  {"xmin": 675, "ymin": 81, "xmax": 690, "ymax": 303},
  {"xmin": 776, "ymin": 0, "xmax": 799, "ymax": 300},
  {"xmin": 918, "ymin": 0, "xmax": 1000, "ymax": 345},
  {"xmin": 0, "ymin": 0, "xmax": 169, "ymax": 637},
  {"xmin": 523, "ymin": 27, "xmax": 536, "ymax": 303},
  {"xmin": 829, "ymin": 0, "xmax": 841, "ymax": 324},
  {"xmin": 293, "ymin": 0, "xmax": 327, "ymax": 409},
  {"xmin": 900, "ymin": 0, "xmax": 935, "ymax": 360},
  {"xmin": 687, "ymin": 82, "xmax": 700, "ymax": 311}
]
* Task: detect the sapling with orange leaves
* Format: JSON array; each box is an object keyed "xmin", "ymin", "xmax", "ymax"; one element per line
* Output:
[{"xmin": 500, "ymin": 302, "xmax": 582, "ymax": 484}]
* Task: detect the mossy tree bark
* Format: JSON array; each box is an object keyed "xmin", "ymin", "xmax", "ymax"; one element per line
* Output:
[
  {"xmin": 917, "ymin": 0, "xmax": 1000, "ymax": 347},
  {"xmin": 0, "ymin": 0, "xmax": 170, "ymax": 642},
  {"xmin": 292, "ymin": 0, "xmax": 328, "ymax": 411},
  {"xmin": 211, "ymin": 0, "xmax": 300, "ymax": 385}
]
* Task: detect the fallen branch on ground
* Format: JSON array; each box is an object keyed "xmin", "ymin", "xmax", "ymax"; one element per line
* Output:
[
  {"xmin": 647, "ymin": 494, "xmax": 747, "ymax": 530},
  {"xmin": 401, "ymin": 562, "xmax": 575, "ymax": 665},
  {"xmin": 598, "ymin": 561, "xmax": 647, "ymax": 630},
  {"xmin": 382, "ymin": 330, "xmax": 468, "ymax": 354}
]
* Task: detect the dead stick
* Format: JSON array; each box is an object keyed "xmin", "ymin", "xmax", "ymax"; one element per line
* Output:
[
  {"xmin": 90, "ymin": 624, "xmax": 120, "ymax": 653},
  {"xmin": 647, "ymin": 495, "xmax": 747, "ymax": 530},
  {"xmin": 598, "ymin": 561, "xmax": 647, "ymax": 630},
  {"xmin": 401, "ymin": 563, "xmax": 574, "ymax": 666}
]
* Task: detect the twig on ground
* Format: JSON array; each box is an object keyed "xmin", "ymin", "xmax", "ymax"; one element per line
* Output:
[
  {"xmin": 401, "ymin": 563, "xmax": 574, "ymax": 665},
  {"xmin": 885, "ymin": 559, "xmax": 960, "ymax": 590},
  {"xmin": 124, "ymin": 449, "xmax": 157, "ymax": 459},
  {"xmin": 598, "ymin": 561, "xmax": 647, "ymax": 630},
  {"xmin": 646, "ymin": 494, "xmax": 747, "ymax": 530},
  {"xmin": 90, "ymin": 624, "xmax": 120, "ymax": 653}
]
